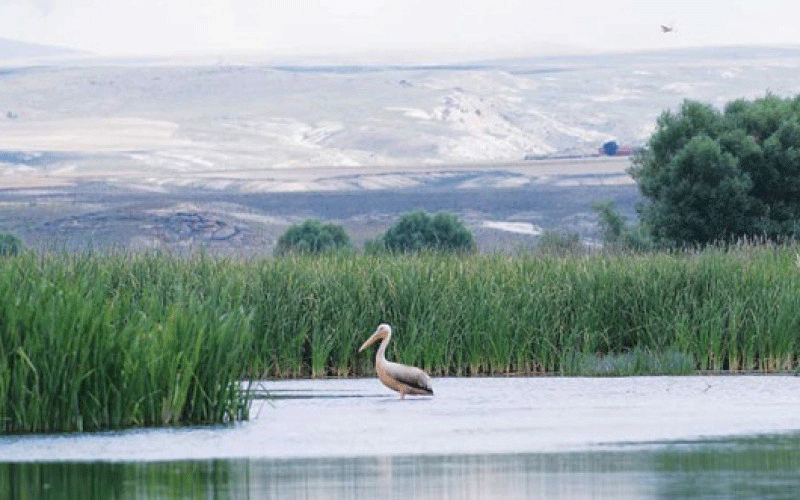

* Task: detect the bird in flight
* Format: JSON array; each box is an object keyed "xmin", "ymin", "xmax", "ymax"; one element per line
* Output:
[{"xmin": 660, "ymin": 23, "xmax": 675, "ymax": 33}]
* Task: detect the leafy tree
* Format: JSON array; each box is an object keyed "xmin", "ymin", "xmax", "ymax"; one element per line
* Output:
[
  {"xmin": 379, "ymin": 211, "xmax": 475, "ymax": 253},
  {"xmin": 274, "ymin": 219, "xmax": 352, "ymax": 256},
  {"xmin": 0, "ymin": 232, "xmax": 22, "ymax": 257},
  {"xmin": 629, "ymin": 94, "xmax": 800, "ymax": 245}
]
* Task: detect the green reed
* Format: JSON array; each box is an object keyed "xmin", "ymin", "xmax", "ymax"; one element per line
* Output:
[
  {"xmin": 248, "ymin": 247, "xmax": 800, "ymax": 377},
  {"xmin": 2, "ymin": 244, "xmax": 800, "ymax": 433},
  {"xmin": 0, "ymin": 252, "xmax": 253, "ymax": 433}
]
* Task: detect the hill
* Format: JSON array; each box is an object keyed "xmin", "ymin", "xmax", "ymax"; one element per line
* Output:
[{"xmin": 0, "ymin": 37, "xmax": 86, "ymax": 60}]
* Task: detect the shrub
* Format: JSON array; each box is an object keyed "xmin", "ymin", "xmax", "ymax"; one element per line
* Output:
[
  {"xmin": 274, "ymin": 219, "xmax": 352, "ymax": 256},
  {"xmin": 379, "ymin": 211, "xmax": 475, "ymax": 253},
  {"xmin": 592, "ymin": 201, "xmax": 656, "ymax": 252},
  {"xmin": 592, "ymin": 200, "xmax": 625, "ymax": 244}
]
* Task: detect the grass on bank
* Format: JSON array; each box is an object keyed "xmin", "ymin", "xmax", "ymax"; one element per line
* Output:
[
  {"xmin": 0, "ymin": 253, "xmax": 252, "ymax": 433},
  {"xmin": 2, "ymin": 244, "xmax": 800, "ymax": 432},
  {"xmin": 249, "ymin": 245, "xmax": 800, "ymax": 377}
]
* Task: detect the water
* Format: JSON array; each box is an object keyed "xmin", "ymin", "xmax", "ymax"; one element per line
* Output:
[{"xmin": 2, "ymin": 376, "xmax": 800, "ymax": 499}]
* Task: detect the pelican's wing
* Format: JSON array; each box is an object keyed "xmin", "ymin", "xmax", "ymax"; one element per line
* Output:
[{"xmin": 384, "ymin": 361, "xmax": 433, "ymax": 394}]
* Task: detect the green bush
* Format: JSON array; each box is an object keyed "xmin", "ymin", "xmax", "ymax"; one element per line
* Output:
[
  {"xmin": 274, "ymin": 219, "xmax": 352, "ymax": 256},
  {"xmin": 592, "ymin": 201, "xmax": 656, "ymax": 252},
  {"xmin": 629, "ymin": 94, "xmax": 800, "ymax": 246},
  {"xmin": 0, "ymin": 232, "xmax": 22, "ymax": 257},
  {"xmin": 379, "ymin": 211, "xmax": 475, "ymax": 253}
]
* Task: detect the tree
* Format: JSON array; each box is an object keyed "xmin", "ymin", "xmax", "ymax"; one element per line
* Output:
[
  {"xmin": 629, "ymin": 95, "xmax": 800, "ymax": 245},
  {"xmin": 379, "ymin": 211, "xmax": 475, "ymax": 253},
  {"xmin": 274, "ymin": 219, "xmax": 352, "ymax": 256}
]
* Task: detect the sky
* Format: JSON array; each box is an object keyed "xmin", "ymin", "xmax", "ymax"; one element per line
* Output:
[{"xmin": 1, "ymin": 0, "xmax": 799, "ymax": 60}]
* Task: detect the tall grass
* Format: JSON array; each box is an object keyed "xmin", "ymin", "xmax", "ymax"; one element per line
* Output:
[
  {"xmin": 0, "ymin": 253, "xmax": 252, "ymax": 433},
  {"xmin": 247, "ymin": 246, "xmax": 800, "ymax": 377},
  {"xmin": 2, "ymin": 244, "xmax": 800, "ymax": 433}
]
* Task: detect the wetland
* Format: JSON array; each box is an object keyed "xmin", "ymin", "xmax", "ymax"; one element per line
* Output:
[{"xmin": 3, "ymin": 377, "xmax": 800, "ymax": 499}]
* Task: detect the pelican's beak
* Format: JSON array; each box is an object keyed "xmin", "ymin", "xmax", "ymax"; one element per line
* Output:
[{"xmin": 358, "ymin": 331, "xmax": 380, "ymax": 352}]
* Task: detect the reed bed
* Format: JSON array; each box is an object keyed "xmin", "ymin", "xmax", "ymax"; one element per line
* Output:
[
  {"xmin": 2, "ymin": 244, "xmax": 800, "ymax": 432},
  {"xmin": 252, "ymin": 246, "xmax": 800, "ymax": 377},
  {"xmin": 0, "ymin": 253, "xmax": 253, "ymax": 433}
]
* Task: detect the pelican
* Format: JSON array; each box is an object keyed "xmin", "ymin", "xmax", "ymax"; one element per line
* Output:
[{"xmin": 359, "ymin": 323, "xmax": 433, "ymax": 399}]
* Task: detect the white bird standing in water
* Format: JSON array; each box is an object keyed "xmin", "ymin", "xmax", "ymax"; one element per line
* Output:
[{"xmin": 359, "ymin": 323, "xmax": 433, "ymax": 399}]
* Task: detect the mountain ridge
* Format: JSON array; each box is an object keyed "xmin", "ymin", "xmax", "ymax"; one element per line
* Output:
[{"xmin": 0, "ymin": 37, "xmax": 87, "ymax": 59}]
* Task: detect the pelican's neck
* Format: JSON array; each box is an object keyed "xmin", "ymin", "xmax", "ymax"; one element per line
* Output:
[{"xmin": 376, "ymin": 331, "xmax": 391, "ymax": 363}]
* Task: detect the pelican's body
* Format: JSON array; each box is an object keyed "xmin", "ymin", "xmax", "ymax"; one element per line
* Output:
[{"xmin": 359, "ymin": 324, "xmax": 433, "ymax": 399}]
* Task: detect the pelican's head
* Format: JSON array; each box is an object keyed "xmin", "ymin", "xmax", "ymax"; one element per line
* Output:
[{"xmin": 358, "ymin": 323, "xmax": 392, "ymax": 352}]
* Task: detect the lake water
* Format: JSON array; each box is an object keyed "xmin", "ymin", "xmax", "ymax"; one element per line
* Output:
[{"xmin": 2, "ymin": 376, "xmax": 800, "ymax": 499}]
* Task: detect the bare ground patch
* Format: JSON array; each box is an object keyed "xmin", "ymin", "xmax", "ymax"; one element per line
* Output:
[{"xmin": 0, "ymin": 162, "xmax": 639, "ymax": 255}]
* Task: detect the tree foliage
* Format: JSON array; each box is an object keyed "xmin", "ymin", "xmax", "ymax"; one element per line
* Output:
[
  {"xmin": 274, "ymin": 219, "xmax": 352, "ymax": 256},
  {"xmin": 629, "ymin": 95, "xmax": 800, "ymax": 245},
  {"xmin": 379, "ymin": 211, "xmax": 475, "ymax": 253}
]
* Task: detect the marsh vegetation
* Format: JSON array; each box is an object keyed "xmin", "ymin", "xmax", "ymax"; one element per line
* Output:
[{"xmin": 2, "ymin": 243, "xmax": 800, "ymax": 432}]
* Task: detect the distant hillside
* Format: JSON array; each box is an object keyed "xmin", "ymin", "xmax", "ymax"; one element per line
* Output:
[{"xmin": 0, "ymin": 38, "xmax": 86, "ymax": 59}]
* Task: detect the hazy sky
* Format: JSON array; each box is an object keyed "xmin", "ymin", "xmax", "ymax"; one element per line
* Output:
[{"xmin": 2, "ymin": 0, "xmax": 799, "ymax": 59}]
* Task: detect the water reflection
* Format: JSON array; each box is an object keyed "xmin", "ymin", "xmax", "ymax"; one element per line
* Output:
[
  {"xmin": 262, "ymin": 453, "xmax": 651, "ymax": 499},
  {"xmin": 0, "ymin": 460, "xmax": 240, "ymax": 500},
  {"xmin": 3, "ymin": 435, "xmax": 800, "ymax": 499},
  {"xmin": 653, "ymin": 435, "xmax": 800, "ymax": 499}
]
